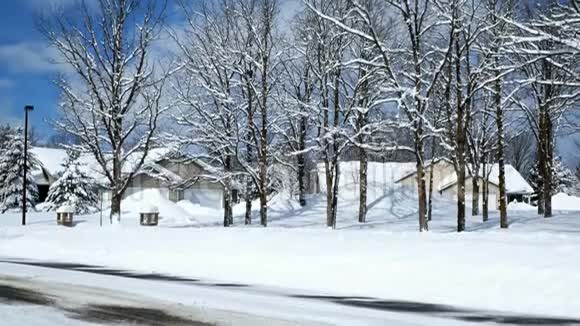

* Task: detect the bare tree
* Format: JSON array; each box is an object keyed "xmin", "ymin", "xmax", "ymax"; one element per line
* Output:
[
  {"xmin": 509, "ymin": 0, "xmax": 580, "ymax": 218},
  {"xmin": 172, "ymin": 0, "xmax": 242, "ymax": 227},
  {"xmin": 42, "ymin": 0, "xmax": 170, "ymax": 221},
  {"xmin": 307, "ymin": 0, "xmax": 457, "ymax": 231}
]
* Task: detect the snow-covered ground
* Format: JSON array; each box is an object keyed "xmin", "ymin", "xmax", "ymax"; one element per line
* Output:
[{"xmin": 2, "ymin": 162, "xmax": 580, "ymax": 324}]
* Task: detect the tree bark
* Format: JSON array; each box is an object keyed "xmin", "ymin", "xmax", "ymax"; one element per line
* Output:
[
  {"xmin": 358, "ymin": 150, "xmax": 367, "ymax": 223},
  {"xmin": 223, "ymin": 189, "xmax": 232, "ymax": 227},
  {"xmin": 111, "ymin": 193, "xmax": 121, "ymax": 224},
  {"xmin": 472, "ymin": 176, "xmax": 480, "ymax": 216},
  {"xmin": 482, "ymin": 168, "xmax": 489, "ymax": 222},
  {"xmin": 297, "ymin": 114, "xmax": 307, "ymax": 207},
  {"xmin": 245, "ymin": 178, "xmax": 252, "ymax": 225},
  {"xmin": 544, "ymin": 119, "xmax": 553, "ymax": 218},
  {"xmin": 416, "ymin": 159, "xmax": 428, "ymax": 232},
  {"xmin": 427, "ymin": 158, "xmax": 435, "ymax": 221},
  {"xmin": 494, "ymin": 76, "xmax": 508, "ymax": 229}
]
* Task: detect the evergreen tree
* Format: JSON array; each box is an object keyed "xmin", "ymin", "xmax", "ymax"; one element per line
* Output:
[
  {"xmin": 0, "ymin": 128, "xmax": 39, "ymax": 212},
  {"xmin": 574, "ymin": 164, "xmax": 580, "ymax": 196},
  {"xmin": 553, "ymin": 159, "xmax": 575, "ymax": 194},
  {"xmin": 0, "ymin": 125, "xmax": 13, "ymax": 186},
  {"xmin": 530, "ymin": 157, "xmax": 575, "ymax": 196},
  {"xmin": 44, "ymin": 151, "xmax": 99, "ymax": 214}
]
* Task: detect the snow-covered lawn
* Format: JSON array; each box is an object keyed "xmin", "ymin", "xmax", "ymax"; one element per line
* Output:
[{"xmin": 2, "ymin": 184, "xmax": 580, "ymax": 322}]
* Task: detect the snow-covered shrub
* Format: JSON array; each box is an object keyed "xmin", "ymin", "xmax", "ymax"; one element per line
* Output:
[{"xmin": 44, "ymin": 150, "xmax": 99, "ymax": 214}]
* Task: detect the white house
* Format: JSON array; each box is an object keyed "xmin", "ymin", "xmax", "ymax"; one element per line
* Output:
[
  {"xmin": 31, "ymin": 147, "xmax": 227, "ymax": 209},
  {"xmin": 395, "ymin": 160, "xmax": 533, "ymax": 210},
  {"xmin": 315, "ymin": 159, "xmax": 533, "ymax": 211}
]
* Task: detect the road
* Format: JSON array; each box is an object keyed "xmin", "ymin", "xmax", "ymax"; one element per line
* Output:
[{"xmin": 1, "ymin": 259, "xmax": 579, "ymax": 325}]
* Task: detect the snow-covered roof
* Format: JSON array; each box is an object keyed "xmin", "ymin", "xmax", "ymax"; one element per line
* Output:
[
  {"xmin": 438, "ymin": 164, "xmax": 533, "ymax": 194},
  {"xmin": 30, "ymin": 146, "xmax": 216, "ymax": 186},
  {"xmin": 136, "ymin": 162, "xmax": 185, "ymax": 185},
  {"xmin": 31, "ymin": 147, "xmax": 69, "ymax": 176},
  {"xmin": 395, "ymin": 158, "xmax": 453, "ymax": 183}
]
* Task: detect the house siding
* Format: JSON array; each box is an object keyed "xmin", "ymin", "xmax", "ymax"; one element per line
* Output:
[
  {"xmin": 440, "ymin": 177, "xmax": 500, "ymax": 211},
  {"xmin": 399, "ymin": 161, "xmax": 455, "ymax": 193}
]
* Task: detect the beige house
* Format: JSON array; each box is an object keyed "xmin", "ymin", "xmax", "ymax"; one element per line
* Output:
[
  {"xmin": 121, "ymin": 156, "xmax": 225, "ymax": 208},
  {"xmin": 396, "ymin": 160, "xmax": 533, "ymax": 211},
  {"xmin": 395, "ymin": 158, "xmax": 455, "ymax": 194},
  {"xmin": 32, "ymin": 147, "xmax": 227, "ymax": 209}
]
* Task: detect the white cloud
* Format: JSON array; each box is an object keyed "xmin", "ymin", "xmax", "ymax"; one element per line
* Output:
[
  {"xmin": 22, "ymin": 0, "xmax": 87, "ymax": 9},
  {"xmin": 0, "ymin": 42, "xmax": 69, "ymax": 74},
  {"xmin": 0, "ymin": 79, "xmax": 14, "ymax": 89}
]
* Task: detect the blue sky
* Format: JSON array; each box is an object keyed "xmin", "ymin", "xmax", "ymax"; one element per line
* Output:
[
  {"xmin": 0, "ymin": 0, "xmax": 299, "ymax": 142},
  {"xmin": 0, "ymin": 0, "xmax": 65, "ymax": 137}
]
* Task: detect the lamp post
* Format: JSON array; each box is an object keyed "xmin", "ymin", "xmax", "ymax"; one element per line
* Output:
[{"xmin": 22, "ymin": 105, "xmax": 34, "ymax": 226}]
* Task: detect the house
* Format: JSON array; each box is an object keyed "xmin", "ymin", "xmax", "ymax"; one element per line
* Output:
[
  {"xmin": 395, "ymin": 158, "xmax": 455, "ymax": 193},
  {"xmin": 31, "ymin": 147, "xmax": 227, "ymax": 209},
  {"xmin": 437, "ymin": 164, "xmax": 534, "ymax": 209},
  {"xmin": 396, "ymin": 159, "xmax": 533, "ymax": 210}
]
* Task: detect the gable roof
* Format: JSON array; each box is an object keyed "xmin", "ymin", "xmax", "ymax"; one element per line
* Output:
[
  {"xmin": 395, "ymin": 158, "xmax": 453, "ymax": 183},
  {"xmin": 31, "ymin": 146, "xmax": 221, "ymax": 187},
  {"xmin": 438, "ymin": 164, "xmax": 533, "ymax": 194}
]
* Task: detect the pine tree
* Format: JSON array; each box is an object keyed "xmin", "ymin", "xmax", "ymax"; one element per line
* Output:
[
  {"xmin": 574, "ymin": 164, "xmax": 580, "ymax": 196},
  {"xmin": 44, "ymin": 151, "xmax": 99, "ymax": 214},
  {"xmin": 0, "ymin": 128, "xmax": 39, "ymax": 212},
  {"xmin": 530, "ymin": 157, "xmax": 574, "ymax": 196},
  {"xmin": 0, "ymin": 125, "xmax": 13, "ymax": 187},
  {"xmin": 553, "ymin": 158, "xmax": 575, "ymax": 194}
]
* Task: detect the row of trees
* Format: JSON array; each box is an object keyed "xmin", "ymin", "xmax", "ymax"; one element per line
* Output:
[{"xmin": 44, "ymin": 0, "xmax": 579, "ymax": 231}]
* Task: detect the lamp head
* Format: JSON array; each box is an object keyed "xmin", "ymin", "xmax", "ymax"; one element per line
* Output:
[{"xmin": 25, "ymin": 105, "xmax": 34, "ymax": 111}]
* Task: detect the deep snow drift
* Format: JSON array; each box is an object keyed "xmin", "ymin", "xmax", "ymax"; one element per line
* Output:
[{"xmin": 2, "ymin": 162, "xmax": 580, "ymax": 322}]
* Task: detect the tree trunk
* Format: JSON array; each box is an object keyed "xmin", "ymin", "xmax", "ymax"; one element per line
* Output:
[
  {"xmin": 258, "ymin": 0, "xmax": 270, "ymax": 227},
  {"xmin": 331, "ymin": 161, "xmax": 340, "ymax": 228},
  {"xmin": 328, "ymin": 69, "xmax": 342, "ymax": 229},
  {"xmin": 482, "ymin": 174, "xmax": 489, "ymax": 222},
  {"xmin": 223, "ymin": 154, "xmax": 233, "ymax": 227},
  {"xmin": 296, "ymin": 110, "xmax": 307, "ymax": 207},
  {"xmin": 494, "ymin": 76, "xmax": 508, "ymax": 229},
  {"xmin": 110, "ymin": 193, "xmax": 121, "ymax": 224},
  {"xmin": 223, "ymin": 189, "xmax": 232, "ymax": 227},
  {"xmin": 259, "ymin": 191, "xmax": 267, "ymax": 227},
  {"xmin": 456, "ymin": 39, "xmax": 466, "ymax": 233},
  {"xmin": 416, "ymin": 154, "xmax": 428, "ymax": 232},
  {"xmin": 544, "ymin": 117, "xmax": 553, "ymax": 218},
  {"xmin": 457, "ymin": 165, "xmax": 466, "ymax": 232},
  {"xmin": 325, "ymin": 160, "xmax": 333, "ymax": 228},
  {"xmin": 245, "ymin": 180, "xmax": 252, "ymax": 225},
  {"xmin": 427, "ymin": 159, "xmax": 435, "ymax": 221},
  {"xmin": 472, "ymin": 177, "xmax": 480, "ymax": 216},
  {"xmin": 537, "ymin": 153, "xmax": 545, "ymax": 215},
  {"xmin": 110, "ymin": 151, "xmax": 122, "ymax": 222},
  {"xmin": 358, "ymin": 151, "xmax": 367, "ymax": 223},
  {"xmin": 297, "ymin": 152, "xmax": 306, "ymax": 207}
]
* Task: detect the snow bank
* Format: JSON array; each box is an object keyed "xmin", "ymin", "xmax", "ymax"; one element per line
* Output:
[
  {"xmin": 552, "ymin": 193, "xmax": 580, "ymax": 211},
  {"xmin": 508, "ymin": 201, "xmax": 536, "ymax": 211},
  {"xmin": 119, "ymin": 189, "xmax": 197, "ymax": 226},
  {"xmin": 176, "ymin": 200, "xmax": 221, "ymax": 224},
  {"xmin": 2, "ymin": 207, "xmax": 580, "ymax": 319}
]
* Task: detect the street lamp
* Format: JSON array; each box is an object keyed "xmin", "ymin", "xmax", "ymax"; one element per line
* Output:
[{"xmin": 22, "ymin": 105, "xmax": 34, "ymax": 226}]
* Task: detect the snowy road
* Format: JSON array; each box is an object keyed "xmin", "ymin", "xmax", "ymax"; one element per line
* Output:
[{"xmin": 2, "ymin": 259, "xmax": 579, "ymax": 326}]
